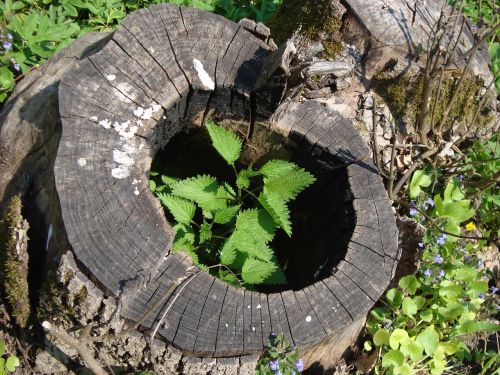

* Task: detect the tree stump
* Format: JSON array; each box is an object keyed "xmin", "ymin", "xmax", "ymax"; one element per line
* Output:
[{"xmin": 52, "ymin": 3, "xmax": 398, "ymax": 371}]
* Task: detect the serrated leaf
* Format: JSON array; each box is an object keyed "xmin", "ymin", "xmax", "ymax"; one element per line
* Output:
[
  {"xmin": 205, "ymin": 120, "xmax": 242, "ymax": 165},
  {"xmin": 173, "ymin": 223, "xmax": 195, "ymax": 246},
  {"xmin": 213, "ymin": 205, "xmax": 240, "ymax": 224},
  {"xmin": 261, "ymin": 257, "xmax": 287, "ymax": 285},
  {"xmin": 235, "ymin": 209, "xmax": 276, "ymax": 243},
  {"xmin": 263, "ymin": 167, "xmax": 316, "ymax": 202},
  {"xmin": 218, "ymin": 269, "xmax": 240, "ymax": 287},
  {"xmin": 259, "ymin": 192, "xmax": 291, "ymax": 236},
  {"xmin": 161, "ymin": 175, "xmax": 179, "ymax": 186},
  {"xmin": 199, "ymin": 223, "xmax": 212, "ymax": 244},
  {"xmin": 159, "ymin": 194, "xmax": 196, "ymax": 224},
  {"xmin": 171, "ymin": 174, "xmax": 218, "ymax": 204},
  {"xmin": 231, "ymin": 230, "xmax": 274, "ymax": 261},
  {"xmin": 241, "ymin": 257, "xmax": 277, "ymax": 285},
  {"xmin": 220, "ymin": 239, "xmax": 237, "ymax": 265},
  {"xmin": 259, "ymin": 159, "xmax": 296, "ymax": 178},
  {"xmin": 236, "ymin": 167, "xmax": 257, "ymax": 189}
]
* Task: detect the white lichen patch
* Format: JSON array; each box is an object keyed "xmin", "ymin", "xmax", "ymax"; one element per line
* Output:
[
  {"xmin": 116, "ymin": 82, "xmax": 137, "ymax": 102},
  {"xmin": 77, "ymin": 158, "xmax": 87, "ymax": 166},
  {"xmin": 113, "ymin": 150, "xmax": 134, "ymax": 166},
  {"xmin": 106, "ymin": 74, "xmax": 116, "ymax": 81},
  {"xmin": 141, "ymin": 107, "xmax": 153, "ymax": 120},
  {"xmin": 134, "ymin": 187, "xmax": 140, "ymax": 196},
  {"xmin": 305, "ymin": 315, "xmax": 312, "ymax": 322},
  {"xmin": 256, "ymin": 304, "xmax": 261, "ymax": 309},
  {"xmin": 193, "ymin": 58, "xmax": 215, "ymax": 90},
  {"xmin": 133, "ymin": 107, "xmax": 144, "ymax": 118},
  {"xmin": 111, "ymin": 166, "xmax": 130, "ymax": 179},
  {"xmin": 99, "ymin": 119, "xmax": 111, "ymax": 129},
  {"xmin": 89, "ymin": 116, "xmax": 98, "ymax": 122}
]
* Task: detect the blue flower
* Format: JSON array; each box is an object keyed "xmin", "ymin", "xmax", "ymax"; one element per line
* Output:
[
  {"xmin": 384, "ymin": 322, "xmax": 393, "ymax": 330},
  {"xmin": 295, "ymin": 359, "xmax": 304, "ymax": 372},
  {"xmin": 456, "ymin": 175, "xmax": 464, "ymax": 181},
  {"xmin": 490, "ymin": 286, "xmax": 499, "ymax": 294},
  {"xmin": 425, "ymin": 198, "xmax": 435, "ymax": 207},
  {"xmin": 423, "ymin": 269, "xmax": 432, "ymax": 277},
  {"xmin": 409, "ymin": 207, "xmax": 418, "ymax": 216},
  {"xmin": 6, "ymin": 33, "xmax": 13, "ymax": 40},
  {"xmin": 276, "ymin": 371, "xmax": 283, "ymax": 375},
  {"xmin": 269, "ymin": 360, "xmax": 279, "ymax": 371},
  {"xmin": 438, "ymin": 270, "xmax": 445, "ymax": 278},
  {"xmin": 436, "ymin": 234, "xmax": 447, "ymax": 246},
  {"xmin": 434, "ymin": 254, "xmax": 444, "ymax": 264},
  {"xmin": 478, "ymin": 293, "xmax": 485, "ymax": 299},
  {"xmin": 13, "ymin": 62, "xmax": 20, "ymax": 71},
  {"xmin": 3, "ymin": 41, "xmax": 12, "ymax": 51}
]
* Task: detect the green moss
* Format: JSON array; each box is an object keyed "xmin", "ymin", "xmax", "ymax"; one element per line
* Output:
[
  {"xmin": 372, "ymin": 68, "xmax": 493, "ymax": 133},
  {"xmin": 37, "ymin": 270, "xmax": 76, "ymax": 323},
  {"xmin": 0, "ymin": 195, "xmax": 31, "ymax": 328},
  {"xmin": 267, "ymin": 0, "xmax": 343, "ymax": 59}
]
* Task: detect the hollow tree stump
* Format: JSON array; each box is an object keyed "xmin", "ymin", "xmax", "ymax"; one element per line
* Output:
[{"xmin": 52, "ymin": 4, "xmax": 398, "ymax": 371}]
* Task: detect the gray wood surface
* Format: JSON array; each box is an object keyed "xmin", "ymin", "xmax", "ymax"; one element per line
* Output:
[{"xmin": 55, "ymin": 3, "xmax": 398, "ymax": 358}]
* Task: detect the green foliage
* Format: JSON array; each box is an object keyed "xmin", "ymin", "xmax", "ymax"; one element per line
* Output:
[
  {"xmin": 366, "ymin": 135, "xmax": 500, "ymax": 375},
  {"xmin": 150, "ymin": 121, "xmax": 315, "ymax": 287},
  {"xmin": 0, "ymin": 338, "xmax": 20, "ymax": 374},
  {"xmin": 0, "ymin": 0, "xmax": 282, "ymax": 104},
  {"xmin": 255, "ymin": 333, "xmax": 303, "ymax": 375}
]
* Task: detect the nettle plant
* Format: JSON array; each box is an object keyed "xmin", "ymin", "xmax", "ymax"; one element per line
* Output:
[
  {"xmin": 366, "ymin": 171, "xmax": 500, "ymax": 375},
  {"xmin": 150, "ymin": 120, "xmax": 315, "ymax": 287}
]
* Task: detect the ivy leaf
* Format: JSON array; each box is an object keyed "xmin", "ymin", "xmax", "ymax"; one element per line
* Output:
[
  {"xmin": 416, "ymin": 326, "xmax": 440, "ymax": 356},
  {"xmin": 213, "ymin": 205, "xmax": 240, "ymax": 224},
  {"xmin": 398, "ymin": 275, "xmax": 420, "ymax": 295},
  {"xmin": 205, "ymin": 120, "xmax": 242, "ymax": 165},
  {"xmin": 400, "ymin": 339, "xmax": 424, "ymax": 362},
  {"xmin": 5, "ymin": 355, "xmax": 20, "ymax": 372},
  {"xmin": 199, "ymin": 223, "xmax": 212, "ymax": 244},
  {"xmin": 241, "ymin": 257, "xmax": 277, "ymax": 285},
  {"xmin": 373, "ymin": 328, "xmax": 391, "ymax": 346},
  {"xmin": 386, "ymin": 288, "xmax": 403, "ymax": 308},
  {"xmin": 263, "ymin": 166, "xmax": 316, "ymax": 202},
  {"xmin": 409, "ymin": 169, "xmax": 432, "ymax": 198},
  {"xmin": 259, "ymin": 192, "xmax": 292, "ymax": 236},
  {"xmin": 158, "ymin": 194, "xmax": 196, "ymax": 224},
  {"xmin": 381, "ymin": 350, "xmax": 404, "ymax": 368},
  {"xmin": 393, "ymin": 363, "xmax": 411, "ymax": 375},
  {"xmin": 389, "ymin": 329, "xmax": 409, "ymax": 350},
  {"xmin": 402, "ymin": 297, "xmax": 418, "ymax": 317}
]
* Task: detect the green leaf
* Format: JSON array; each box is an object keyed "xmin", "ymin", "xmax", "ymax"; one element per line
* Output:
[
  {"xmin": 398, "ymin": 275, "xmax": 420, "ymax": 295},
  {"xmin": 381, "ymin": 350, "xmax": 404, "ymax": 368},
  {"xmin": 235, "ymin": 209, "xmax": 276, "ymax": 243},
  {"xmin": 441, "ymin": 200, "xmax": 475, "ymax": 223},
  {"xmin": 263, "ymin": 166, "xmax": 315, "ymax": 202},
  {"xmin": 241, "ymin": 257, "xmax": 277, "ymax": 285},
  {"xmin": 171, "ymin": 174, "xmax": 218, "ymax": 203},
  {"xmin": 364, "ymin": 341, "xmax": 373, "ymax": 351},
  {"xmin": 213, "ymin": 205, "xmax": 240, "ymax": 224},
  {"xmin": 420, "ymin": 309, "xmax": 434, "ymax": 322},
  {"xmin": 261, "ymin": 258, "xmax": 287, "ymax": 285},
  {"xmin": 453, "ymin": 321, "xmax": 500, "ymax": 335},
  {"xmin": 409, "ymin": 169, "xmax": 432, "ymax": 198},
  {"xmin": 400, "ymin": 339, "xmax": 423, "ymax": 362},
  {"xmin": 438, "ymin": 341, "xmax": 460, "ymax": 355},
  {"xmin": 443, "ymin": 179, "xmax": 464, "ymax": 203},
  {"xmin": 0, "ymin": 358, "xmax": 5, "ymax": 375},
  {"xmin": 259, "ymin": 192, "xmax": 291, "ymax": 236},
  {"xmin": 438, "ymin": 284, "xmax": 462, "ymax": 300},
  {"xmin": 259, "ymin": 159, "xmax": 297, "ymax": 178},
  {"xmin": 205, "ymin": 120, "xmax": 242, "ymax": 165},
  {"xmin": 389, "ymin": 329, "xmax": 409, "ymax": 350},
  {"xmin": 218, "ymin": 269, "xmax": 240, "ymax": 287},
  {"xmin": 220, "ymin": 239, "xmax": 237, "ymax": 265},
  {"xmin": 373, "ymin": 328, "xmax": 391, "ymax": 346},
  {"xmin": 453, "ymin": 266, "xmax": 477, "ymax": 282},
  {"xmin": 161, "ymin": 175, "xmax": 179, "ymax": 186},
  {"xmin": 236, "ymin": 167, "xmax": 258, "ymax": 190},
  {"xmin": 394, "ymin": 363, "xmax": 411, "ymax": 375},
  {"xmin": 413, "ymin": 296, "xmax": 426, "ymax": 309},
  {"xmin": 416, "ymin": 326, "xmax": 440, "ymax": 356},
  {"xmin": 0, "ymin": 340, "xmax": 4, "ymax": 356},
  {"xmin": 172, "ymin": 223, "xmax": 195, "ymax": 247},
  {"xmin": 402, "ymin": 297, "xmax": 418, "ymax": 317},
  {"xmin": 386, "ymin": 288, "xmax": 403, "ymax": 308},
  {"xmin": 158, "ymin": 194, "xmax": 196, "ymax": 224},
  {"xmin": 5, "ymin": 356, "xmax": 19, "ymax": 372},
  {"xmin": 199, "ymin": 222, "xmax": 212, "ymax": 244}
]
